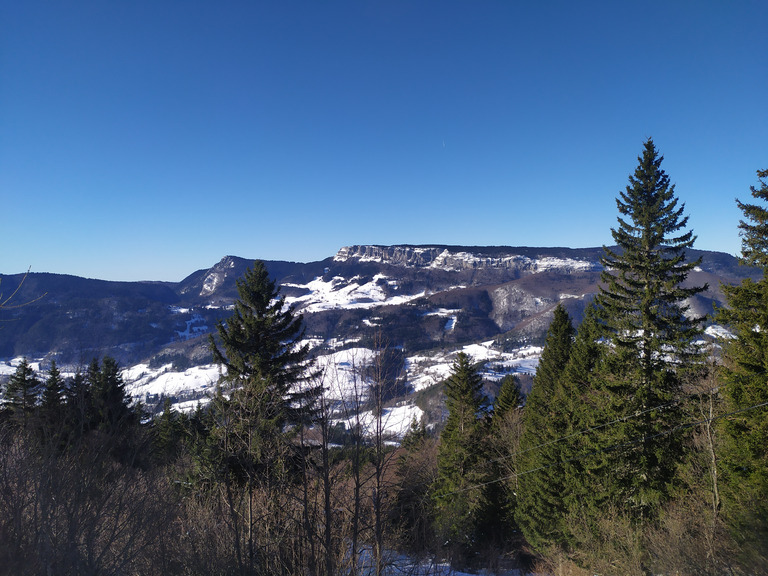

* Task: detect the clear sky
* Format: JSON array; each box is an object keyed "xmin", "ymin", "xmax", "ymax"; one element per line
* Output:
[{"xmin": 2, "ymin": 1, "xmax": 766, "ymax": 281}]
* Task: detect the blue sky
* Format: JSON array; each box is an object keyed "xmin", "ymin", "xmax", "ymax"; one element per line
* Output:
[{"xmin": 2, "ymin": 1, "xmax": 766, "ymax": 281}]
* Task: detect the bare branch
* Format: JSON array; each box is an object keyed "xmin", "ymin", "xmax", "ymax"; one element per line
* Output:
[{"xmin": 0, "ymin": 267, "xmax": 47, "ymax": 311}]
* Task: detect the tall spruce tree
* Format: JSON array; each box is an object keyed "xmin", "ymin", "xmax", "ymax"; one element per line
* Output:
[
  {"xmin": 488, "ymin": 373, "xmax": 523, "ymax": 542},
  {"xmin": 594, "ymin": 138, "xmax": 705, "ymax": 517},
  {"xmin": 554, "ymin": 303, "xmax": 609, "ymax": 548},
  {"xmin": 432, "ymin": 352, "xmax": 491, "ymax": 561},
  {"xmin": 210, "ymin": 260, "xmax": 318, "ymax": 433},
  {"xmin": 41, "ymin": 360, "xmax": 65, "ymax": 415},
  {"xmin": 515, "ymin": 304, "xmax": 574, "ymax": 552},
  {"xmin": 207, "ymin": 260, "xmax": 319, "ymax": 573},
  {"xmin": 716, "ymin": 168, "xmax": 768, "ymax": 563}
]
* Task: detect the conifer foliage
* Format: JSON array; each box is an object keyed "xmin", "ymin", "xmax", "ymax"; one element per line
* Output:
[
  {"xmin": 493, "ymin": 373, "xmax": 522, "ymax": 422},
  {"xmin": 599, "ymin": 138, "xmax": 705, "ymax": 370},
  {"xmin": 207, "ymin": 260, "xmax": 320, "ymax": 573},
  {"xmin": 515, "ymin": 304, "xmax": 574, "ymax": 552},
  {"xmin": 208, "ymin": 260, "xmax": 319, "ymax": 478},
  {"xmin": 594, "ymin": 138, "xmax": 705, "ymax": 516},
  {"xmin": 3, "ymin": 358, "xmax": 40, "ymax": 428},
  {"xmin": 717, "ymin": 168, "xmax": 768, "ymax": 562},
  {"xmin": 432, "ymin": 352, "xmax": 491, "ymax": 560}
]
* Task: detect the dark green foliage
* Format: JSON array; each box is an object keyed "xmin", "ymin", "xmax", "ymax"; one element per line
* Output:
[
  {"xmin": 401, "ymin": 414, "xmax": 427, "ymax": 451},
  {"xmin": 732, "ymin": 168, "xmax": 768, "ymax": 269},
  {"xmin": 592, "ymin": 139, "xmax": 705, "ymax": 518},
  {"xmin": 600, "ymin": 139, "xmax": 705, "ymax": 364},
  {"xmin": 210, "ymin": 260, "xmax": 318, "ymax": 432},
  {"xmin": 432, "ymin": 352, "xmax": 492, "ymax": 561},
  {"xmin": 40, "ymin": 360, "xmax": 65, "ymax": 415},
  {"xmin": 493, "ymin": 373, "xmax": 522, "ymax": 421},
  {"xmin": 89, "ymin": 356, "xmax": 134, "ymax": 434},
  {"xmin": 64, "ymin": 369, "xmax": 91, "ymax": 440},
  {"xmin": 205, "ymin": 261, "xmax": 321, "ymax": 573},
  {"xmin": 486, "ymin": 373, "xmax": 523, "ymax": 545},
  {"xmin": 3, "ymin": 358, "xmax": 40, "ymax": 428},
  {"xmin": 205, "ymin": 260, "xmax": 319, "ymax": 491},
  {"xmin": 153, "ymin": 397, "xmax": 185, "ymax": 462},
  {"xmin": 717, "ymin": 168, "xmax": 768, "ymax": 564},
  {"xmin": 515, "ymin": 304, "xmax": 574, "ymax": 552},
  {"xmin": 38, "ymin": 360, "xmax": 67, "ymax": 444},
  {"xmin": 554, "ymin": 304, "xmax": 608, "ymax": 529}
]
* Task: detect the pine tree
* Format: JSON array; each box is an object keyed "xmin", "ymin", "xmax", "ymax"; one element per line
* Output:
[
  {"xmin": 432, "ymin": 352, "xmax": 491, "ymax": 561},
  {"xmin": 207, "ymin": 260, "xmax": 320, "ymax": 573},
  {"xmin": 488, "ymin": 373, "xmax": 523, "ymax": 544},
  {"xmin": 41, "ymin": 360, "xmax": 65, "ymax": 414},
  {"xmin": 3, "ymin": 358, "xmax": 40, "ymax": 428},
  {"xmin": 554, "ymin": 303, "xmax": 609, "ymax": 548},
  {"xmin": 493, "ymin": 374, "xmax": 522, "ymax": 421},
  {"xmin": 716, "ymin": 168, "xmax": 768, "ymax": 563},
  {"xmin": 89, "ymin": 356, "xmax": 133, "ymax": 434},
  {"xmin": 40, "ymin": 360, "xmax": 67, "ymax": 441},
  {"xmin": 210, "ymin": 260, "xmax": 318, "ymax": 435},
  {"xmin": 594, "ymin": 138, "xmax": 706, "ymax": 517},
  {"xmin": 515, "ymin": 304, "xmax": 574, "ymax": 552}
]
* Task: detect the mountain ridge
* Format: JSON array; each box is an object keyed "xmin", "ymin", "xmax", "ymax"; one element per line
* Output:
[{"xmin": 0, "ymin": 244, "xmax": 755, "ymax": 367}]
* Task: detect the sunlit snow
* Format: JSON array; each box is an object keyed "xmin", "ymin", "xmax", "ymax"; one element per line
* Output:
[
  {"xmin": 283, "ymin": 274, "xmax": 425, "ymax": 313},
  {"xmin": 125, "ymin": 363, "xmax": 220, "ymax": 398}
]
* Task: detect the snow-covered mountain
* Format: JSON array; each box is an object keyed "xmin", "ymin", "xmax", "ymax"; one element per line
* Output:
[{"xmin": 0, "ymin": 244, "xmax": 754, "ymax": 435}]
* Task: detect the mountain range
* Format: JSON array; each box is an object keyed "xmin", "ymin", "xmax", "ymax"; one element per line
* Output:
[{"xmin": 0, "ymin": 244, "xmax": 755, "ymax": 424}]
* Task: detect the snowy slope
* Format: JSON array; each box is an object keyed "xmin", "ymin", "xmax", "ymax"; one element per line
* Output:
[{"xmin": 117, "ymin": 340, "xmax": 542, "ymax": 439}]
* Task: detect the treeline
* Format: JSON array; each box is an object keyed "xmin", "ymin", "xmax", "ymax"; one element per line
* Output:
[{"xmin": 1, "ymin": 141, "xmax": 767, "ymax": 575}]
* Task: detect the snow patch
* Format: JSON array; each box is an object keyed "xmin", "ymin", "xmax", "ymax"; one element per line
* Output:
[
  {"xmin": 283, "ymin": 274, "xmax": 425, "ymax": 313},
  {"xmin": 706, "ymin": 324, "xmax": 735, "ymax": 340},
  {"xmin": 335, "ymin": 403, "xmax": 423, "ymax": 439}
]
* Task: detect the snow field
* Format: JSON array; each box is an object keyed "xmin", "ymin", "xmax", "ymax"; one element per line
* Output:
[{"xmin": 283, "ymin": 274, "xmax": 425, "ymax": 313}]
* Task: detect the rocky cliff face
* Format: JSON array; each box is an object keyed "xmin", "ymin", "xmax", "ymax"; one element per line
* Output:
[
  {"xmin": 334, "ymin": 245, "xmax": 602, "ymax": 274},
  {"xmin": 334, "ymin": 245, "xmax": 445, "ymax": 267}
]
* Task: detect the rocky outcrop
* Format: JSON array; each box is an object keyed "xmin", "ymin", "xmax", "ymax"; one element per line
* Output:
[
  {"xmin": 334, "ymin": 245, "xmax": 444, "ymax": 267},
  {"xmin": 334, "ymin": 245, "xmax": 601, "ymax": 274}
]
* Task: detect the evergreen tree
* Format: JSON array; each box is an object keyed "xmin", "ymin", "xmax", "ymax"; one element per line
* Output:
[
  {"xmin": 41, "ymin": 360, "xmax": 65, "ymax": 414},
  {"xmin": 89, "ymin": 356, "xmax": 133, "ymax": 434},
  {"xmin": 488, "ymin": 373, "xmax": 523, "ymax": 544},
  {"xmin": 209, "ymin": 260, "xmax": 318, "ymax": 436},
  {"xmin": 3, "ymin": 358, "xmax": 40, "ymax": 428},
  {"xmin": 716, "ymin": 168, "xmax": 768, "ymax": 563},
  {"xmin": 401, "ymin": 414, "xmax": 427, "ymax": 451},
  {"xmin": 153, "ymin": 397, "xmax": 184, "ymax": 462},
  {"xmin": 207, "ymin": 260, "xmax": 320, "ymax": 573},
  {"xmin": 64, "ymin": 369, "xmax": 91, "ymax": 440},
  {"xmin": 515, "ymin": 304, "xmax": 574, "ymax": 552},
  {"xmin": 594, "ymin": 138, "xmax": 706, "ymax": 518},
  {"xmin": 432, "ymin": 352, "xmax": 491, "ymax": 561},
  {"xmin": 39, "ymin": 360, "xmax": 67, "ymax": 441},
  {"xmin": 554, "ymin": 303, "xmax": 609, "ymax": 548},
  {"xmin": 493, "ymin": 373, "xmax": 522, "ymax": 422}
]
